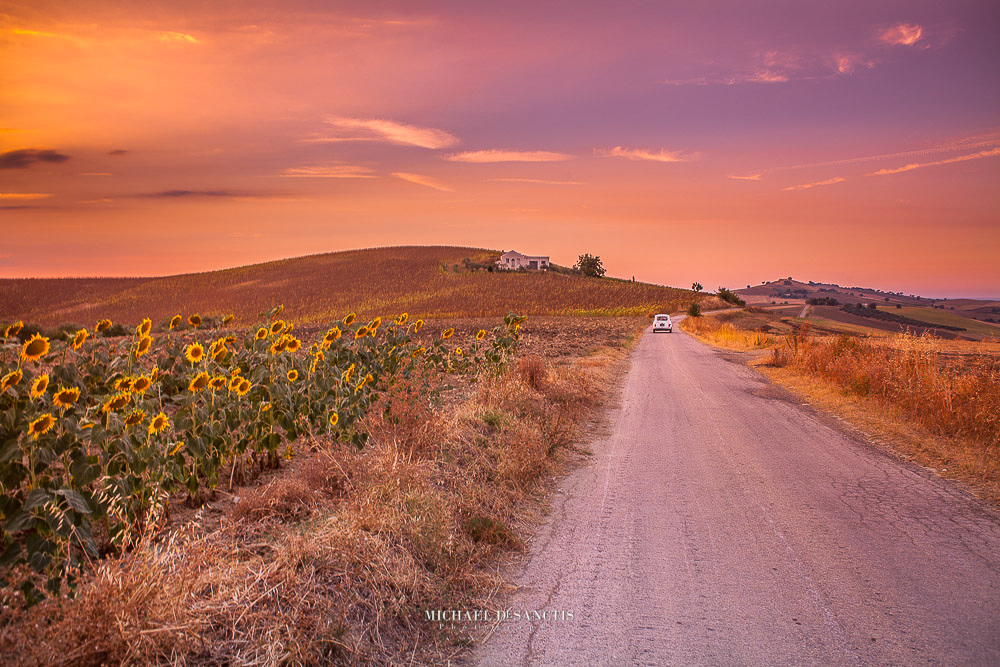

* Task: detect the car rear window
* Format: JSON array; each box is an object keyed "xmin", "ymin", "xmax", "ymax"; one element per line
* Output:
[{"xmin": 655, "ymin": 315, "xmax": 670, "ymax": 321}]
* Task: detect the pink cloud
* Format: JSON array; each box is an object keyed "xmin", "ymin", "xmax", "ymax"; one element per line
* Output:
[
  {"xmin": 323, "ymin": 117, "xmax": 459, "ymax": 149},
  {"xmin": 783, "ymin": 176, "xmax": 846, "ymax": 191},
  {"xmin": 597, "ymin": 146, "xmax": 688, "ymax": 162},
  {"xmin": 879, "ymin": 23, "xmax": 923, "ymax": 46},
  {"xmin": 869, "ymin": 147, "xmax": 1000, "ymax": 176},
  {"xmin": 445, "ymin": 150, "xmax": 572, "ymax": 163},
  {"xmin": 392, "ymin": 172, "xmax": 453, "ymax": 191}
]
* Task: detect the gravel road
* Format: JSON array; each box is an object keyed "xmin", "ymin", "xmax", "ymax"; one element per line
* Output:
[{"xmin": 472, "ymin": 323, "xmax": 1000, "ymax": 666}]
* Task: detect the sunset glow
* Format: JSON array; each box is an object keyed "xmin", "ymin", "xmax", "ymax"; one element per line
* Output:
[{"xmin": 2, "ymin": 1, "xmax": 998, "ymax": 297}]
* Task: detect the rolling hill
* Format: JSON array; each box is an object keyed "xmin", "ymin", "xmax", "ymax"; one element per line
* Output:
[{"xmin": 1, "ymin": 246, "xmax": 715, "ymax": 328}]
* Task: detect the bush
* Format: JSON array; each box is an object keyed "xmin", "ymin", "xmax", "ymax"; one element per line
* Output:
[
  {"xmin": 686, "ymin": 302, "xmax": 702, "ymax": 318},
  {"xmin": 716, "ymin": 287, "xmax": 746, "ymax": 307}
]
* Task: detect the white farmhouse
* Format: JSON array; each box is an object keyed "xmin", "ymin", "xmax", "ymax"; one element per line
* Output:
[{"xmin": 497, "ymin": 250, "xmax": 550, "ymax": 271}]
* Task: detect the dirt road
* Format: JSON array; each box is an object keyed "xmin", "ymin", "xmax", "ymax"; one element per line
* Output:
[{"xmin": 472, "ymin": 324, "xmax": 1000, "ymax": 666}]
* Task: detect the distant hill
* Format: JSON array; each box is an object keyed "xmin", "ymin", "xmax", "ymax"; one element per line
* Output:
[
  {"xmin": 738, "ymin": 278, "xmax": 1000, "ymax": 340},
  {"xmin": 1, "ymin": 246, "xmax": 716, "ymax": 328}
]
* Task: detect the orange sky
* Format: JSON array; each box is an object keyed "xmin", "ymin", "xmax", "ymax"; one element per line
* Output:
[{"xmin": 2, "ymin": 1, "xmax": 998, "ymax": 297}]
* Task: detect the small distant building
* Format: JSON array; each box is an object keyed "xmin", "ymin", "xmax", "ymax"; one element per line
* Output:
[{"xmin": 497, "ymin": 250, "xmax": 550, "ymax": 271}]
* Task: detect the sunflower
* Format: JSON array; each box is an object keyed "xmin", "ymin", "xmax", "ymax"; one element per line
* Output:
[
  {"xmin": 285, "ymin": 337, "xmax": 302, "ymax": 353},
  {"xmin": 411, "ymin": 346, "xmax": 425, "ymax": 358},
  {"xmin": 287, "ymin": 369, "xmax": 299, "ymax": 382},
  {"xmin": 274, "ymin": 304, "xmax": 284, "ymax": 317},
  {"xmin": 4, "ymin": 320, "xmax": 23, "ymax": 338},
  {"xmin": 30, "ymin": 374, "xmax": 49, "ymax": 399},
  {"xmin": 224, "ymin": 335, "xmax": 237, "ymax": 346},
  {"xmin": 442, "ymin": 327, "xmax": 454, "ymax": 340},
  {"xmin": 102, "ymin": 392, "xmax": 131, "ymax": 413},
  {"xmin": 343, "ymin": 312, "xmax": 356, "ymax": 326},
  {"xmin": 283, "ymin": 323, "xmax": 294, "ymax": 334},
  {"xmin": 148, "ymin": 412, "xmax": 170, "ymax": 435},
  {"xmin": 209, "ymin": 338, "xmax": 226, "ymax": 355},
  {"xmin": 132, "ymin": 375, "xmax": 152, "ymax": 395},
  {"xmin": 188, "ymin": 314, "xmax": 202, "ymax": 327},
  {"xmin": 169, "ymin": 314, "xmax": 182, "ymax": 330},
  {"xmin": 0, "ymin": 369, "xmax": 22, "ymax": 392},
  {"xmin": 261, "ymin": 402, "xmax": 272, "ymax": 413},
  {"xmin": 324, "ymin": 327, "xmax": 342, "ymax": 344},
  {"xmin": 255, "ymin": 327, "xmax": 268, "ymax": 340},
  {"xmin": 73, "ymin": 328, "xmax": 89, "ymax": 349},
  {"xmin": 269, "ymin": 337, "xmax": 288, "ymax": 355},
  {"xmin": 310, "ymin": 355, "xmax": 323, "ymax": 373},
  {"xmin": 53, "ymin": 386, "xmax": 81, "ymax": 408},
  {"xmin": 329, "ymin": 412, "xmax": 339, "ymax": 427},
  {"xmin": 137, "ymin": 317, "xmax": 152, "ymax": 337},
  {"xmin": 188, "ymin": 372, "xmax": 210, "ymax": 392},
  {"xmin": 209, "ymin": 376, "xmax": 228, "ymax": 391},
  {"xmin": 229, "ymin": 375, "xmax": 242, "ymax": 391},
  {"xmin": 28, "ymin": 414, "xmax": 56, "ymax": 440},
  {"xmin": 210, "ymin": 341, "xmax": 228, "ymax": 362},
  {"xmin": 21, "ymin": 333, "xmax": 50, "ymax": 362},
  {"xmin": 354, "ymin": 326, "xmax": 369, "ymax": 340},
  {"xmin": 354, "ymin": 373, "xmax": 373, "ymax": 393},
  {"xmin": 270, "ymin": 320, "xmax": 285, "ymax": 335},
  {"xmin": 95, "ymin": 319, "xmax": 112, "ymax": 332},
  {"xmin": 413, "ymin": 319, "xmax": 424, "ymax": 333},
  {"xmin": 136, "ymin": 335, "xmax": 152, "ymax": 358},
  {"xmin": 455, "ymin": 347, "xmax": 463, "ymax": 355},
  {"xmin": 369, "ymin": 317, "xmax": 382, "ymax": 330},
  {"xmin": 476, "ymin": 329, "xmax": 486, "ymax": 341},
  {"xmin": 169, "ymin": 440, "xmax": 185, "ymax": 456},
  {"xmin": 123, "ymin": 409, "xmax": 146, "ymax": 429},
  {"xmin": 222, "ymin": 314, "xmax": 234, "ymax": 325},
  {"xmin": 284, "ymin": 445, "xmax": 294, "ymax": 460},
  {"xmin": 185, "ymin": 342, "xmax": 205, "ymax": 364},
  {"xmin": 234, "ymin": 378, "xmax": 251, "ymax": 397},
  {"xmin": 149, "ymin": 367, "xmax": 159, "ymax": 382},
  {"xmin": 115, "ymin": 377, "xmax": 134, "ymax": 392},
  {"xmin": 396, "ymin": 312, "xmax": 409, "ymax": 325}
]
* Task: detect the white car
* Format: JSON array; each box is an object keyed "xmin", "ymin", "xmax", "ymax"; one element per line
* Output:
[{"xmin": 653, "ymin": 313, "xmax": 673, "ymax": 333}]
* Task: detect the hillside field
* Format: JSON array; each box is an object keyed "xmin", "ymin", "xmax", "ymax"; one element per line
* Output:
[{"xmin": 1, "ymin": 246, "xmax": 716, "ymax": 328}]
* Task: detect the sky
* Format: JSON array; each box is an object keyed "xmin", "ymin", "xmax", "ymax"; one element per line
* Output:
[{"xmin": 1, "ymin": 0, "xmax": 998, "ymax": 298}]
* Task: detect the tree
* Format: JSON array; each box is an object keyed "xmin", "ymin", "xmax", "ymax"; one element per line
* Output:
[
  {"xmin": 574, "ymin": 253, "xmax": 606, "ymax": 277},
  {"xmin": 692, "ymin": 282, "xmax": 703, "ymax": 292}
]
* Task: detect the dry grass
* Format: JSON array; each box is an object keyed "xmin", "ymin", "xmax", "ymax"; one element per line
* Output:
[
  {"xmin": 1, "ymin": 246, "xmax": 710, "ymax": 327},
  {"xmin": 682, "ymin": 312, "xmax": 1000, "ymax": 501},
  {"xmin": 0, "ymin": 322, "xmax": 635, "ymax": 666},
  {"xmin": 680, "ymin": 315, "xmax": 775, "ymax": 350}
]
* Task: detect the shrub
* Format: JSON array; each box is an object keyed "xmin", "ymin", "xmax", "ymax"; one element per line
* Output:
[{"xmin": 686, "ymin": 302, "xmax": 702, "ymax": 318}]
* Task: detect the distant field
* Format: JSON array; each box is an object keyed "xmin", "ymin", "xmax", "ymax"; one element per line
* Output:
[
  {"xmin": 0, "ymin": 246, "xmax": 716, "ymax": 328},
  {"xmin": 879, "ymin": 306, "xmax": 1000, "ymax": 339}
]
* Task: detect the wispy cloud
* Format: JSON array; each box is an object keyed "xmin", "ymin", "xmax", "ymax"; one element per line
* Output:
[
  {"xmin": 783, "ymin": 176, "xmax": 846, "ymax": 191},
  {"xmin": 0, "ymin": 148, "xmax": 70, "ymax": 169},
  {"xmin": 728, "ymin": 174, "xmax": 762, "ymax": 181},
  {"xmin": 392, "ymin": 172, "xmax": 453, "ymax": 192},
  {"xmin": 445, "ymin": 150, "xmax": 572, "ymax": 163},
  {"xmin": 139, "ymin": 190, "xmax": 254, "ymax": 198},
  {"xmin": 0, "ymin": 192, "xmax": 52, "ymax": 200},
  {"xmin": 108, "ymin": 149, "xmax": 128, "ymax": 156},
  {"xmin": 596, "ymin": 146, "xmax": 689, "ymax": 163},
  {"xmin": 323, "ymin": 117, "xmax": 458, "ymax": 149},
  {"xmin": 158, "ymin": 31, "xmax": 198, "ymax": 44},
  {"xmin": 879, "ymin": 23, "xmax": 923, "ymax": 47},
  {"xmin": 869, "ymin": 147, "xmax": 1000, "ymax": 176},
  {"xmin": 81, "ymin": 172, "xmax": 112, "ymax": 176},
  {"xmin": 761, "ymin": 134, "xmax": 1000, "ymax": 172},
  {"xmin": 491, "ymin": 178, "xmax": 584, "ymax": 185},
  {"xmin": 279, "ymin": 165, "xmax": 376, "ymax": 178},
  {"xmin": 833, "ymin": 54, "xmax": 875, "ymax": 75}
]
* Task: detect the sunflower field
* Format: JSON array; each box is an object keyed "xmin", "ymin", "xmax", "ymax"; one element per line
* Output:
[{"xmin": 0, "ymin": 307, "xmax": 524, "ymax": 604}]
